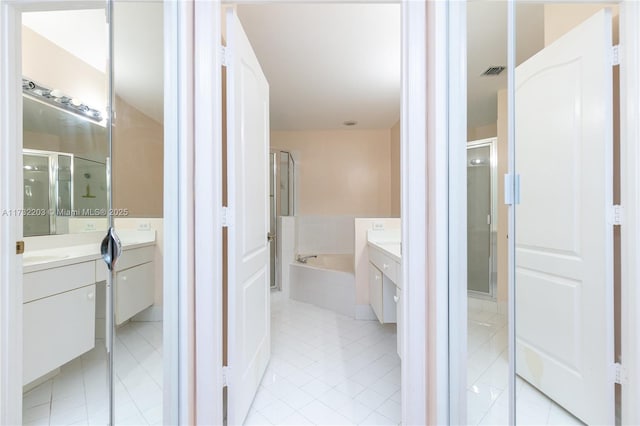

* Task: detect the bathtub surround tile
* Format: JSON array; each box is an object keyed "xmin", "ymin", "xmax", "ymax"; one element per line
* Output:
[{"xmin": 22, "ymin": 321, "xmax": 163, "ymax": 426}]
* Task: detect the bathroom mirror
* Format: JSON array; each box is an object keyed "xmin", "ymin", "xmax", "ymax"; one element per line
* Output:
[{"xmin": 23, "ymin": 95, "xmax": 108, "ymax": 236}]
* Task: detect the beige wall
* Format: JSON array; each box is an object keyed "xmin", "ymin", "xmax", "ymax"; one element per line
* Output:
[
  {"xmin": 544, "ymin": 4, "xmax": 619, "ymax": 47},
  {"xmin": 271, "ymin": 129, "xmax": 394, "ymax": 217},
  {"xmin": 22, "ymin": 27, "xmax": 107, "ymax": 112},
  {"xmin": 390, "ymin": 121, "xmax": 401, "ymax": 217},
  {"xmin": 112, "ymin": 96, "xmax": 164, "ymax": 217},
  {"xmin": 468, "ymin": 123, "xmax": 497, "ymax": 141}
]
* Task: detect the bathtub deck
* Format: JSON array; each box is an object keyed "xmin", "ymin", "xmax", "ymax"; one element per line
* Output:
[{"xmin": 245, "ymin": 292, "xmax": 401, "ymax": 425}]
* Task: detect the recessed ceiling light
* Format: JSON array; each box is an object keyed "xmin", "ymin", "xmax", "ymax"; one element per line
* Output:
[{"xmin": 343, "ymin": 120, "xmax": 357, "ymax": 127}]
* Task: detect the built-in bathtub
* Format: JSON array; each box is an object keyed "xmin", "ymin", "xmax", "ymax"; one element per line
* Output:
[{"xmin": 289, "ymin": 254, "xmax": 355, "ymax": 317}]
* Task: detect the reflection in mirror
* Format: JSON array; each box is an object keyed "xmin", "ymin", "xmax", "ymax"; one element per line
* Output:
[
  {"xmin": 111, "ymin": 2, "xmax": 165, "ymax": 424},
  {"xmin": 465, "ymin": 2, "xmax": 549, "ymax": 423},
  {"xmin": 23, "ymin": 84, "xmax": 109, "ymax": 236},
  {"xmin": 20, "ymin": 7, "xmax": 112, "ymax": 425}
]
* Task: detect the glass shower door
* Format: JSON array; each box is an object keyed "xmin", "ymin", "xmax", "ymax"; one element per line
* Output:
[{"xmin": 467, "ymin": 143, "xmax": 494, "ymax": 297}]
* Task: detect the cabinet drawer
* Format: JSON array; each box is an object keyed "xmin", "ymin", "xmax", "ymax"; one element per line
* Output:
[
  {"xmin": 24, "ymin": 261, "xmax": 94, "ymax": 303},
  {"xmin": 116, "ymin": 262, "xmax": 154, "ymax": 325},
  {"xmin": 369, "ymin": 247, "xmax": 399, "ymax": 284},
  {"xmin": 116, "ymin": 246, "xmax": 154, "ymax": 271},
  {"xmin": 23, "ymin": 284, "xmax": 96, "ymax": 385}
]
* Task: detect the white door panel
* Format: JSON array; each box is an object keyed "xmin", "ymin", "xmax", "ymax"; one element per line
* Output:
[
  {"xmin": 515, "ymin": 9, "xmax": 614, "ymax": 425},
  {"xmin": 226, "ymin": 9, "xmax": 271, "ymax": 426}
]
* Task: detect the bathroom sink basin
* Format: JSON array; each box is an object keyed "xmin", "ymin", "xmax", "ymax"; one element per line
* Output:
[{"xmin": 23, "ymin": 254, "xmax": 70, "ymax": 264}]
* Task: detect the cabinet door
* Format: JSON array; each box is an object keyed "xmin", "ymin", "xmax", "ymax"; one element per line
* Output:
[
  {"xmin": 23, "ymin": 284, "xmax": 96, "ymax": 384},
  {"xmin": 369, "ymin": 263, "xmax": 383, "ymax": 323},
  {"xmin": 115, "ymin": 262, "xmax": 154, "ymax": 325}
]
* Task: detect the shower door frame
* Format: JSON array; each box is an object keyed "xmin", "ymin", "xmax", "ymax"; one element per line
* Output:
[{"xmin": 466, "ymin": 137, "xmax": 497, "ymax": 300}]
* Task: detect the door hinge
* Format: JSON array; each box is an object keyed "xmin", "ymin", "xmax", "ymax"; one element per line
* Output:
[
  {"xmin": 609, "ymin": 205, "xmax": 623, "ymax": 225},
  {"xmin": 612, "ymin": 45, "xmax": 620, "ymax": 66},
  {"xmin": 504, "ymin": 174, "xmax": 520, "ymax": 206},
  {"xmin": 613, "ymin": 362, "xmax": 627, "ymax": 384},
  {"xmin": 221, "ymin": 206, "xmax": 233, "ymax": 227},
  {"xmin": 222, "ymin": 366, "xmax": 230, "ymax": 387},
  {"xmin": 16, "ymin": 241, "xmax": 24, "ymax": 255},
  {"xmin": 220, "ymin": 46, "xmax": 230, "ymax": 67}
]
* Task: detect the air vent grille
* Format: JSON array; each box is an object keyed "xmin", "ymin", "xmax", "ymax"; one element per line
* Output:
[{"xmin": 481, "ymin": 66, "xmax": 506, "ymax": 76}]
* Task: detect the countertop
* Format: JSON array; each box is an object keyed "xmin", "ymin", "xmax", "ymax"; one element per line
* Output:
[
  {"xmin": 23, "ymin": 230, "xmax": 156, "ymax": 273},
  {"xmin": 367, "ymin": 229, "xmax": 401, "ymax": 262}
]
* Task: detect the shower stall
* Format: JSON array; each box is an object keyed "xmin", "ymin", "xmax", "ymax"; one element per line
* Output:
[
  {"xmin": 269, "ymin": 150, "xmax": 295, "ymax": 289},
  {"xmin": 467, "ymin": 138, "xmax": 497, "ymax": 298}
]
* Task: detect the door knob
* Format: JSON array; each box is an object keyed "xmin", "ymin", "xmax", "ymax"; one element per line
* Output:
[{"xmin": 267, "ymin": 232, "xmax": 275, "ymax": 242}]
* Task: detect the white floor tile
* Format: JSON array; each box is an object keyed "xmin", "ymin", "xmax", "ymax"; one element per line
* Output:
[
  {"xmin": 22, "ymin": 320, "xmax": 162, "ymax": 426},
  {"xmin": 258, "ymin": 399, "xmax": 296, "ymax": 425}
]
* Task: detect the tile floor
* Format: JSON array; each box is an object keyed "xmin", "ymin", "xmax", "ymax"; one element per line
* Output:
[
  {"xmin": 466, "ymin": 300, "xmax": 584, "ymax": 425},
  {"xmin": 22, "ymin": 321, "xmax": 163, "ymax": 426},
  {"xmin": 244, "ymin": 291, "xmax": 401, "ymax": 426}
]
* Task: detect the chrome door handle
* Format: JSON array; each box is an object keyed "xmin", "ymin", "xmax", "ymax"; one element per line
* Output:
[
  {"xmin": 267, "ymin": 232, "xmax": 275, "ymax": 242},
  {"xmin": 101, "ymin": 227, "xmax": 122, "ymax": 271}
]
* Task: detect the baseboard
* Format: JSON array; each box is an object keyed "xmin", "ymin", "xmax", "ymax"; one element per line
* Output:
[
  {"xmin": 132, "ymin": 305, "xmax": 163, "ymax": 322},
  {"xmin": 355, "ymin": 304, "xmax": 377, "ymax": 321}
]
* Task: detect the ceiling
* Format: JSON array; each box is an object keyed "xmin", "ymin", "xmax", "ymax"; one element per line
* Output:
[
  {"xmin": 467, "ymin": 2, "xmax": 545, "ymax": 129},
  {"xmin": 237, "ymin": 4, "xmax": 401, "ymax": 131},
  {"xmin": 22, "ymin": 3, "xmax": 544, "ymax": 132}
]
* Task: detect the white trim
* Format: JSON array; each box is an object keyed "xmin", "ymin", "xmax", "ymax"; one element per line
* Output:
[
  {"xmin": 401, "ymin": 0, "xmax": 430, "ymax": 424},
  {"xmin": 447, "ymin": 1, "xmax": 467, "ymax": 424},
  {"xmin": 506, "ymin": 1, "xmax": 517, "ymax": 423},
  {"xmin": 194, "ymin": 1, "xmax": 224, "ymax": 425},
  {"xmin": 175, "ymin": 1, "xmax": 196, "ymax": 424},
  {"xmin": 0, "ymin": 3, "xmax": 22, "ymax": 425},
  {"xmin": 425, "ymin": 1, "xmax": 450, "ymax": 424},
  {"xmin": 620, "ymin": 2, "xmax": 640, "ymax": 424},
  {"xmin": 162, "ymin": 2, "xmax": 185, "ymax": 423}
]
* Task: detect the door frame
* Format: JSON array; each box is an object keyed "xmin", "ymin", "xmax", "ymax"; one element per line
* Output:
[
  {"xmin": 0, "ymin": 1, "xmax": 184, "ymax": 424},
  {"xmin": 447, "ymin": 1, "xmax": 640, "ymax": 424},
  {"xmin": 194, "ymin": 1, "xmax": 442, "ymax": 425}
]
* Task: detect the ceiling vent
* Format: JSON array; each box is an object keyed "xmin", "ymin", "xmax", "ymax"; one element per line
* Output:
[{"xmin": 481, "ymin": 66, "xmax": 506, "ymax": 76}]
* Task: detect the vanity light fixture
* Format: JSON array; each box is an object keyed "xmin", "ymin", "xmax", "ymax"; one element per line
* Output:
[{"xmin": 22, "ymin": 78, "xmax": 103, "ymax": 123}]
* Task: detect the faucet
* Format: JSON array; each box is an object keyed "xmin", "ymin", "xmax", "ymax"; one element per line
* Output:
[{"xmin": 296, "ymin": 254, "xmax": 317, "ymax": 263}]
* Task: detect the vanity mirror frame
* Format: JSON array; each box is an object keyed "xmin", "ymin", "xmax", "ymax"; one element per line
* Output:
[{"xmin": 0, "ymin": 1, "xmax": 184, "ymax": 425}]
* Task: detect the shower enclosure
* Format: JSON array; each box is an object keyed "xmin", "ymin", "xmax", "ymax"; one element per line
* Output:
[
  {"xmin": 269, "ymin": 150, "xmax": 295, "ymax": 289},
  {"xmin": 467, "ymin": 138, "xmax": 497, "ymax": 298}
]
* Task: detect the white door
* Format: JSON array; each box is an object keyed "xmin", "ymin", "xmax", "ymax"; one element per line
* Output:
[
  {"xmin": 515, "ymin": 9, "xmax": 614, "ymax": 425},
  {"xmin": 225, "ymin": 9, "xmax": 271, "ymax": 426}
]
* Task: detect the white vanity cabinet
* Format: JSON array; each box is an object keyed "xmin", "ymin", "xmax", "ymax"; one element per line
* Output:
[
  {"xmin": 23, "ymin": 261, "xmax": 96, "ymax": 385},
  {"xmin": 368, "ymin": 239, "xmax": 403, "ymax": 360},
  {"xmin": 95, "ymin": 245, "xmax": 155, "ymax": 325},
  {"xmin": 22, "ymin": 235, "xmax": 156, "ymax": 386},
  {"xmin": 368, "ymin": 244, "xmax": 400, "ymax": 324}
]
